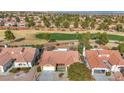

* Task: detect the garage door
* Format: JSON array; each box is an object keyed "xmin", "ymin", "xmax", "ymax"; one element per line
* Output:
[
  {"xmin": 94, "ymin": 70, "xmax": 105, "ymax": 74},
  {"xmin": 43, "ymin": 66, "xmax": 55, "ymax": 71}
]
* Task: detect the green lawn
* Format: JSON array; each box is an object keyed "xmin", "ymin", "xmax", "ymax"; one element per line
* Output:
[
  {"xmin": 107, "ymin": 35, "xmax": 124, "ymax": 41},
  {"xmin": 36, "ymin": 33, "xmax": 79, "ymax": 40},
  {"xmin": 36, "ymin": 33, "xmax": 124, "ymax": 41}
]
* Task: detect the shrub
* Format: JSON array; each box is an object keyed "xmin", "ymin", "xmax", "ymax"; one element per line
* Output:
[
  {"xmin": 68, "ymin": 63, "xmax": 93, "ymax": 81},
  {"xmin": 96, "ymin": 32, "xmax": 109, "ymax": 45},
  {"xmin": 9, "ymin": 68, "xmax": 20, "ymax": 73},
  {"xmin": 21, "ymin": 67, "xmax": 31, "ymax": 73},
  {"xmin": 9, "ymin": 67, "xmax": 31, "ymax": 73},
  {"xmin": 37, "ymin": 66, "xmax": 41, "ymax": 72},
  {"xmin": 106, "ymin": 72, "xmax": 111, "ymax": 76},
  {"xmin": 59, "ymin": 73, "xmax": 64, "ymax": 78},
  {"xmin": 118, "ymin": 43, "xmax": 124, "ymax": 53}
]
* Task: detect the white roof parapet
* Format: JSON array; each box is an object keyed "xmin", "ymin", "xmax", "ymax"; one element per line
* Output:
[
  {"xmin": 90, "ymin": 48, "xmax": 104, "ymax": 50},
  {"xmin": 53, "ymin": 48, "xmax": 68, "ymax": 51}
]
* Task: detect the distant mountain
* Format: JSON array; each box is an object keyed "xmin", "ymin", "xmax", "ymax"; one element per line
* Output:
[
  {"xmin": 52, "ymin": 11, "xmax": 124, "ymax": 15},
  {"xmin": 1, "ymin": 11, "xmax": 124, "ymax": 15}
]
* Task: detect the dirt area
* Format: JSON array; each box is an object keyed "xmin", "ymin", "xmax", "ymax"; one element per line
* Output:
[
  {"xmin": 90, "ymin": 40, "xmax": 119, "ymax": 49},
  {"xmin": 0, "ymin": 30, "xmax": 47, "ymax": 45}
]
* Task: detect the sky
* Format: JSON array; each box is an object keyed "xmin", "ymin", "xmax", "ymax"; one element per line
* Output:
[{"xmin": 0, "ymin": 0, "xmax": 124, "ymax": 11}]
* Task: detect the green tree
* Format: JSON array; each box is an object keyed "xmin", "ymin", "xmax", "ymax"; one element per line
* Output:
[
  {"xmin": 118, "ymin": 43, "xmax": 124, "ymax": 53},
  {"xmin": 68, "ymin": 63, "xmax": 93, "ymax": 81},
  {"xmin": 103, "ymin": 17, "xmax": 112, "ymax": 25},
  {"xmin": 78, "ymin": 44, "xmax": 83, "ymax": 54},
  {"xmin": 93, "ymin": 32, "xmax": 101, "ymax": 39},
  {"xmin": 25, "ymin": 16, "xmax": 29, "ymax": 22},
  {"xmin": 16, "ymin": 17, "xmax": 20, "ymax": 22},
  {"xmin": 90, "ymin": 21, "xmax": 95, "ymax": 29},
  {"xmin": 81, "ymin": 21, "xmax": 89, "ymax": 29},
  {"xmin": 79, "ymin": 32, "xmax": 91, "ymax": 50},
  {"xmin": 44, "ymin": 20, "xmax": 51, "ymax": 28},
  {"xmin": 63, "ymin": 21, "xmax": 70, "ymax": 28},
  {"xmin": 55, "ymin": 20, "xmax": 60, "ymax": 28},
  {"xmin": 97, "ymin": 22, "xmax": 109, "ymax": 31},
  {"xmin": 4, "ymin": 30, "xmax": 15, "ymax": 41},
  {"xmin": 28, "ymin": 20, "xmax": 35, "ymax": 27},
  {"xmin": 74, "ymin": 21, "xmax": 79, "ymax": 28},
  {"xmin": 97, "ymin": 32, "xmax": 109, "ymax": 45},
  {"xmin": 116, "ymin": 24, "xmax": 124, "ymax": 32}
]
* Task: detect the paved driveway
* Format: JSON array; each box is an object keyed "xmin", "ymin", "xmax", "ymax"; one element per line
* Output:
[
  {"xmin": 37, "ymin": 71, "xmax": 68, "ymax": 81},
  {"xmin": 0, "ymin": 66, "xmax": 37, "ymax": 81},
  {"xmin": 37, "ymin": 71, "xmax": 55, "ymax": 81}
]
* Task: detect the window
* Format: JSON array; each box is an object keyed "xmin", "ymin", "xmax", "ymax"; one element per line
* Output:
[
  {"xmin": 19, "ymin": 63, "xmax": 22, "ymax": 66},
  {"xmin": 94, "ymin": 70, "xmax": 105, "ymax": 74}
]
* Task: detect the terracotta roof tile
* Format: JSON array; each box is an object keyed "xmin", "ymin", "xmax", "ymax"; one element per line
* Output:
[
  {"xmin": 85, "ymin": 49, "xmax": 124, "ymax": 69},
  {"xmin": 40, "ymin": 50, "xmax": 80, "ymax": 66},
  {"xmin": 0, "ymin": 47, "xmax": 36, "ymax": 65}
]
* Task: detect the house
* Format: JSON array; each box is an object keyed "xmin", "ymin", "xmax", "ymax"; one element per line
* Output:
[
  {"xmin": 0, "ymin": 47, "xmax": 42, "ymax": 72},
  {"xmin": 17, "ymin": 21, "xmax": 26, "ymax": 28},
  {"xmin": 39, "ymin": 49, "xmax": 80, "ymax": 72},
  {"xmin": 84, "ymin": 49, "xmax": 124, "ymax": 75},
  {"xmin": 4, "ymin": 21, "xmax": 16, "ymax": 27},
  {"xmin": 19, "ymin": 16, "xmax": 25, "ymax": 21}
]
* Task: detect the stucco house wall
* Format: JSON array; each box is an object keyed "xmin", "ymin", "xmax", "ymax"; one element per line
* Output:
[
  {"xmin": 0, "ymin": 66, "xmax": 4, "ymax": 72},
  {"xmin": 14, "ymin": 62, "xmax": 32, "ymax": 68}
]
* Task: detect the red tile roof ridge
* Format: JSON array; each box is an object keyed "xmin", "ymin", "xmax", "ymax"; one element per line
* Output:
[
  {"xmin": 40, "ymin": 50, "xmax": 80, "ymax": 66},
  {"xmin": 85, "ymin": 49, "xmax": 124, "ymax": 69}
]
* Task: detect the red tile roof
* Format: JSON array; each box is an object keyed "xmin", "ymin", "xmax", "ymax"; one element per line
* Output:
[
  {"xmin": 0, "ymin": 47, "xmax": 36, "ymax": 66},
  {"xmin": 0, "ymin": 52, "xmax": 12, "ymax": 65},
  {"xmin": 85, "ymin": 49, "xmax": 124, "ymax": 69},
  {"xmin": 40, "ymin": 50, "xmax": 80, "ymax": 66}
]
